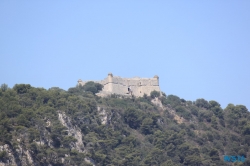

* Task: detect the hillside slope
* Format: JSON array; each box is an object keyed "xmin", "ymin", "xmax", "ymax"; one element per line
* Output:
[{"xmin": 0, "ymin": 83, "xmax": 249, "ymax": 166}]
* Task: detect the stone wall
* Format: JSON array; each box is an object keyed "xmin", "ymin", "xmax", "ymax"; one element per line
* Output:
[{"xmin": 78, "ymin": 73, "xmax": 161, "ymax": 97}]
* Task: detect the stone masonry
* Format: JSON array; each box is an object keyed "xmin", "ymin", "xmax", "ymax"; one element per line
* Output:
[{"xmin": 78, "ymin": 73, "xmax": 161, "ymax": 97}]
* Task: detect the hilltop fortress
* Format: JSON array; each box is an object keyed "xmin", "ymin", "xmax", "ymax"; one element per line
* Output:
[{"xmin": 77, "ymin": 73, "xmax": 161, "ymax": 97}]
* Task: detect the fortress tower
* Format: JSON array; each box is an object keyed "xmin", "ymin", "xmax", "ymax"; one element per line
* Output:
[{"xmin": 78, "ymin": 73, "xmax": 161, "ymax": 97}]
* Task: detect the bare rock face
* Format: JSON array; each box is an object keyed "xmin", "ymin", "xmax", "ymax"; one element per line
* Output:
[
  {"xmin": 151, "ymin": 97, "xmax": 163, "ymax": 109},
  {"xmin": 0, "ymin": 144, "xmax": 17, "ymax": 166},
  {"xmin": 97, "ymin": 107, "xmax": 108, "ymax": 125},
  {"xmin": 151, "ymin": 98, "xmax": 184, "ymax": 124},
  {"xmin": 22, "ymin": 147, "xmax": 34, "ymax": 166},
  {"xmin": 57, "ymin": 111, "xmax": 96, "ymax": 165},
  {"xmin": 58, "ymin": 111, "xmax": 84, "ymax": 152},
  {"xmin": 0, "ymin": 144, "xmax": 35, "ymax": 166}
]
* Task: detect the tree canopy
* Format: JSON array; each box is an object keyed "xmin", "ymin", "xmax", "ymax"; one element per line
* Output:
[{"xmin": 0, "ymin": 83, "xmax": 249, "ymax": 165}]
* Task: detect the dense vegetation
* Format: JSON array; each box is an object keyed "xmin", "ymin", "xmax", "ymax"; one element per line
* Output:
[{"xmin": 0, "ymin": 83, "xmax": 249, "ymax": 166}]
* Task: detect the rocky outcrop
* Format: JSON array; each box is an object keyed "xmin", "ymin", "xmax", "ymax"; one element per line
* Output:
[
  {"xmin": 58, "ymin": 111, "xmax": 84, "ymax": 152},
  {"xmin": 0, "ymin": 144, "xmax": 17, "ymax": 166},
  {"xmin": 151, "ymin": 97, "xmax": 163, "ymax": 109},
  {"xmin": 97, "ymin": 107, "xmax": 108, "ymax": 125},
  {"xmin": 0, "ymin": 143, "xmax": 35, "ymax": 166},
  {"xmin": 58, "ymin": 111, "xmax": 97, "ymax": 166}
]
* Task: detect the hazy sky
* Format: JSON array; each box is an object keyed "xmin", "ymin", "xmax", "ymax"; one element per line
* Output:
[{"xmin": 1, "ymin": 1, "xmax": 250, "ymax": 109}]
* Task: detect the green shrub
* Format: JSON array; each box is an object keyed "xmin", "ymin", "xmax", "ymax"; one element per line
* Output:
[
  {"xmin": 190, "ymin": 106, "xmax": 199, "ymax": 116},
  {"xmin": 13, "ymin": 84, "xmax": 31, "ymax": 94},
  {"xmin": 165, "ymin": 95, "xmax": 181, "ymax": 108},
  {"xmin": 195, "ymin": 98, "xmax": 210, "ymax": 109},
  {"xmin": 124, "ymin": 108, "xmax": 142, "ymax": 129},
  {"xmin": 175, "ymin": 106, "xmax": 191, "ymax": 120},
  {"xmin": 0, "ymin": 84, "xmax": 8, "ymax": 92},
  {"xmin": 150, "ymin": 90, "xmax": 160, "ymax": 98},
  {"xmin": 141, "ymin": 118, "xmax": 154, "ymax": 135},
  {"xmin": 0, "ymin": 151, "xmax": 7, "ymax": 159},
  {"xmin": 83, "ymin": 81, "xmax": 103, "ymax": 94}
]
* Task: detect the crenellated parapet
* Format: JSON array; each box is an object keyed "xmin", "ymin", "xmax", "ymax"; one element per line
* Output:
[{"xmin": 78, "ymin": 73, "xmax": 161, "ymax": 97}]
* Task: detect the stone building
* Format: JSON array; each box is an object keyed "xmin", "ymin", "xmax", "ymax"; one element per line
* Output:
[{"xmin": 77, "ymin": 73, "xmax": 161, "ymax": 97}]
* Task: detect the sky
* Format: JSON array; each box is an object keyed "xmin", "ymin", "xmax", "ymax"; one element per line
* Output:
[{"xmin": 1, "ymin": 1, "xmax": 250, "ymax": 109}]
